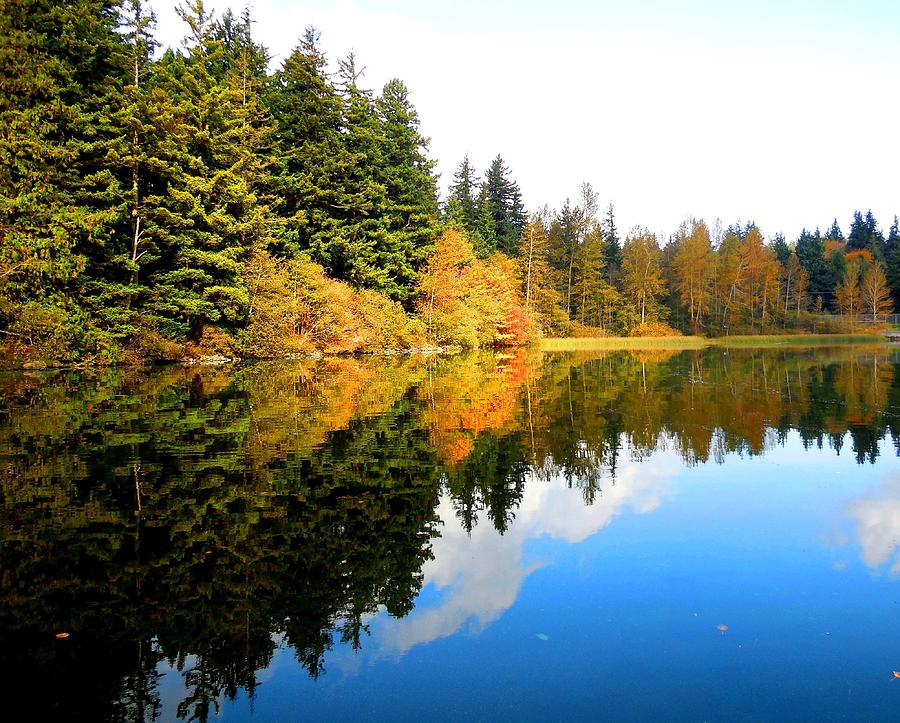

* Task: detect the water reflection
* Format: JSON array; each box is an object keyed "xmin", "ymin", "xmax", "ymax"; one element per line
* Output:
[
  {"xmin": 380, "ymin": 445, "xmax": 678, "ymax": 657},
  {"xmin": 0, "ymin": 346, "xmax": 897, "ymax": 720},
  {"xmin": 846, "ymin": 475, "xmax": 900, "ymax": 574}
]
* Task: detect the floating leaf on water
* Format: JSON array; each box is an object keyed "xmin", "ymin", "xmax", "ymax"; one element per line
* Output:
[
  {"xmin": 893, "ymin": 671, "xmax": 900, "ymax": 679},
  {"xmin": 716, "ymin": 624, "xmax": 729, "ymax": 632},
  {"xmin": 535, "ymin": 633, "xmax": 549, "ymax": 641},
  {"xmin": 55, "ymin": 632, "xmax": 69, "ymax": 639}
]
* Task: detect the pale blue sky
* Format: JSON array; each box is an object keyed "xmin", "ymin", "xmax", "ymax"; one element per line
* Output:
[{"xmin": 153, "ymin": 0, "xmax": 900, "ymax": 241}]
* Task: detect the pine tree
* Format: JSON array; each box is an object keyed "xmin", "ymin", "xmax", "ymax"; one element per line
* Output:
[
  {"xmin": 601, "ymin": 202, "xmax": 622, "ymax": 286},
  {"xmin": 772, "ymin": 233, "xmax": 791, "ymax": 266},
  {"xmin": 267, "ymin": 28, "xmax": 346, "ymax": 265},
  {"xmin": 824, "ymin": 218, "xmax": 843, "ymax": 241},
  {"xmin": 847, "ymin": 209, "xmax": 885, "ymax": 259},
  {"xmin": 482, "ymin": 155, "xmax": 526, "ymax": 257},
  {"xmin": 0, "ymin": 0, "xmax": 124, "ymax": 308},
  {"xmin": 475, "ymin": 185, "xmax": 497, "ymax": 256},
  {"xmin": 333, "ymin": 51, "xmax": 404, "ymax": 296},
  {"xmin": 143, "ymin": 0, "xmax": 264, "ymax": 338},
  {"xmin": 886, "ymin": 216, "xmax": 900, "ymax": 307},
  {"xmin": 553, "ymin": 198, "xmax": 581, "ymax": 317},
  {"xmin": 376, "ymin": 77, "xmax": 439, "ymax": 293},
  {"xmin": 795, "ymin": 229, "xmax": 830, "ymax": 308},
  {"xmin": 447, "ymin": 155, "xmax": 480, "ymax": 237}
]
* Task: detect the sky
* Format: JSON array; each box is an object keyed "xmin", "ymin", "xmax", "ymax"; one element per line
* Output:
[{"xmin": 151, "ymin": 0, "xmax": 900, "ymax": 241}]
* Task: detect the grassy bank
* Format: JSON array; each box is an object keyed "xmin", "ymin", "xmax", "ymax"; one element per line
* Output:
[{"xmin": 540, "ymin": 333, "xmax": 886, "ymax": 352}]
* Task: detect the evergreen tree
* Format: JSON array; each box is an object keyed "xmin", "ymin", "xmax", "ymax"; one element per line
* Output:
[
  {"xmin": 886, "ymin": 216, "xmax": 900, "ymax": 307},
  {"xmin": 482, "ymin": 155, "xmax": 526, "ymax": 256},
  {"xmin": 334, "ymin": 52, "xmax": 409, "ymax": 296},
  {"xmin": 0, "ymin": 0, "xmax": 125, "ymax": 310},
  {"xmin": 847, "ymin": 209, "xmax": 885, "ymax": 259},
  {"xmin": 375, "ymin": 77, "xmax": 440, "ymax": 293},
  {"xmin": 143, "ymin": 0, "xmax": 265, "ymax": 338},
  {"xmin": 211, "ymin": 7, "xmax": 269, "ymax": 85},
  {"xmin": 824, "ymin": 218, "xmax": 843, "ymax": 241},
  {"xmin": 601, "ymin": 202, "xmax": 622, "ymax": 286},
  {"xmin": 475, "ymin": 184, "xmax": 498, "ymax": 255},
  {"xmin": 795, "ymin": 228, "xmax": 830, "ymax": 308},
  {"xmin": 447, "ymin": 155, "xmax": 480, "ymax": 237},
  {"xmin": 552, "ymin": 198, "xmax": 581, "ymax": 317},
  {"xmin": 267, "ymin": 28, "xmax": 347, "ymax": 264},
  {"xmin": 772, "ymin": 233, "xmax": 791, "ymax": 266}
]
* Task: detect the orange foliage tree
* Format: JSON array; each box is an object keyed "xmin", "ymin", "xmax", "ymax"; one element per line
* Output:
[{"xmin": 416, "ymin": 229, "xmax": 532, "ymax": 347}]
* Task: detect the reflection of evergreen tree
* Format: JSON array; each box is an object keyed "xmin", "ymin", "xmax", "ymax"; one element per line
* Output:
[
  {"xmin": 0, "ymin": 363, "xmax": 441, "ymax": 719},
  {"xmin": 444, "ymin": 431, "xmax": 528, "ymax": 534},
  {"xmin": 0, "ymin": 349, "xmax": 897, "ymax": 719}
]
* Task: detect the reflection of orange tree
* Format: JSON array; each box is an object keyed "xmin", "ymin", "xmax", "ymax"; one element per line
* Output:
[
  {"xmin": 417, "ymin": 351, "xmax": 529, "ymax": 465},
  {"xmin": 238, "ymin": 357, "xmax": 427, "ymax": 475}
]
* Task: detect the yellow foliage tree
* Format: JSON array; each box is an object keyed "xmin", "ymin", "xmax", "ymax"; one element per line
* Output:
[
  {"xmin": 417, "ymin": 230, "xmax": 532, "ymax": 347},
  {"xmin": 622, "ymin": 228, "xmax": 664, "ymax": 324},
  {"xmin": 860, "ymin": 262, "xmax": 893, "ymax": 320},
  {"xmin": 673, "ymin": 220, "xmax": 713, "ymax": 331}
]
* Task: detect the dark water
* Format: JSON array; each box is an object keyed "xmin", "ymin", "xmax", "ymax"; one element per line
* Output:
[{"xmin": 1, "ymin": 346, "xmax": 899, "ymax": 721}]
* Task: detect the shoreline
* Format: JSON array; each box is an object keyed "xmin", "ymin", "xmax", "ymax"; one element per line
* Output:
[
  {"xmin": 1, "ymin": 333, "xmax": 892, "ymax": 371},
  {"xmin": 540, "ymin": 333, "xmax": 890, "ymax": 351}
]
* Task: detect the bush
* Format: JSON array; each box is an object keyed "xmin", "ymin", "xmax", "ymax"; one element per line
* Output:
[
  {"xmin": 185, "ymin": 325, "xmax": 237, "ymax": 358},
  {"xmin": 570, "ymin": 323, "xmax": 608, "ymax": 338},
  {"xmin": 629, "ymin": 321, "xmax": 682, "ymax": 337}
]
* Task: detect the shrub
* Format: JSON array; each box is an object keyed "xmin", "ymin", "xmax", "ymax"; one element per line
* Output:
[{"xmin": 629, "ymin": 321, "xmax": 682, "ymax": 337}]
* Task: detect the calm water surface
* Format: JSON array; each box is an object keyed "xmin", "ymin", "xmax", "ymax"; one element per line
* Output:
[{"xmin": 1, "ymin": 346, "xmax": 899, "ymax": 721}]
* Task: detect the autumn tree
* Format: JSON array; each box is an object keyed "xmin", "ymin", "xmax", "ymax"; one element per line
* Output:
[
  {"xmin": 860, "ymin": 263, "xmax": 893, "ymax": 320},
  {"xmin": 834, "ymin": 260, "xmax": 862, "ymax": 317},
  {"xmin": 621, "ymin": 228, "xmax": 664, "ymax": 324},
  {"xmin": 781, "ymin": 251, "xmax": 809, "ymax": 316},
  {"xmin": 672, "ymin": 219, "xmax": 714, "ymax": 332},
  {"xmin": 737, "ymin": 227, "xmax": 780, "ymax": 329},
  {"xmin": 572, "ymin": 223, "xmax": 607, "ymax": 325}
]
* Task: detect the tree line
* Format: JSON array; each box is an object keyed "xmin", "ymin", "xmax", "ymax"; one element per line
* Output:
[{"xmin": 2, "ymin": 0, "xmax": 897, "ymax": 364}]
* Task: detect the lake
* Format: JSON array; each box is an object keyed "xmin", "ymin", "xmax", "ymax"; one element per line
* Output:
[{"xmin": 1, "ymin": 345, "xmax": 899, "ymax": 721}]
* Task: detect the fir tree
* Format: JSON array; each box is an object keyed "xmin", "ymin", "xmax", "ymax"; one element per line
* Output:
[
  {"xmin": 602, "ymin": 202, "xmax": 622, "ymax": 286},
  {"xmin": 336, "ymin": 53, "xmax": 415, "ymax": 298},
  {"xmin": 375, "ymin": 77, "xmax": 439, "ymax": 294},
  {"xmin": 795, "ymin": 229, "xmax": 830, "ymax": 307},
  {"xmin": 143, "ymin": 0, "xmax": 264, "ymax": 338},
  {"xmin": 0, "ymin": 0, "xmax": 124, "ymax": 307},
  {"xmin": 482, "ymin": 155, "xmax": 526, "ymax": 257},
  {"xmin": 447, "ymin": 155, "xmax": 480, "ymax": 237},
  {"xmin": 267, "ymin": 27, "xmax": 346, "ymax": 266},
  {"xmin": 847, "ymin": 209, "xmax": 885, "ymax": 259},
  {"xmin": 772, "ymin": 233, "xmax": 791, "ymax": 266},
  {"xmin": 886, "ymin": 216, "xmax": 900, "ymax": 307},
  {"xmin": 824, "ymin": 218, "xmax": 843, "ymax": 241}
]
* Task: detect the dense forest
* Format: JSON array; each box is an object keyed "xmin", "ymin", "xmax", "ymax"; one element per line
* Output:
[{"xmin": 2, "ymin": 1, "xmax": 898, "ymax": 364}]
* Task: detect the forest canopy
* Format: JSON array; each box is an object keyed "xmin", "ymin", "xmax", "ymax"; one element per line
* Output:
[{"xmin": 0, "ymin": 0, "xmax": 897, "ymax": 364}]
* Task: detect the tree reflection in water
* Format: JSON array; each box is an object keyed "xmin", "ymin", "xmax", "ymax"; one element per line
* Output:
[{"xmin": 0, "ymin": 346, "xmax": 897, "ymax": 720}]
